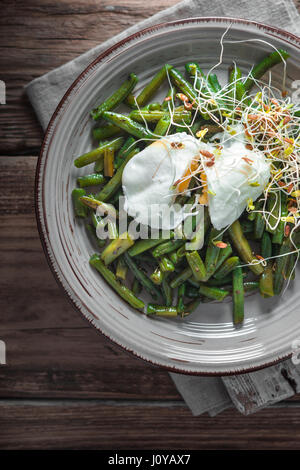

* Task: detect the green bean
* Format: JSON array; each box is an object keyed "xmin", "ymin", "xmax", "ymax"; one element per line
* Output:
[
  {"xmin": 114, "ymin": 136, "xmax": 137, "ymax": 169},
  {"xmin": 125, "ymin": 93, "xmax": 136, "ymax": 108},
  {"xmin": 169, "ymin": 68, "xmax": 198, "ymax": 103},
  {"xmin": 170, "ymin": 266, "xmax": 192, "ymax": 289},
  {"xmin": 228, "ymin": 220, "xmax": 264, "ymax": 275},
  {"xmin": 133, "ymin": 64, "xmax": 173, "ymax": 107},
  {"xmin": 185, "ymin": 62, "xmax": 211, "ymax": 95},
  {"xmin": 116, "ymin": 256, "xmax": 128, "ymax": 280},
  {"xmin": 95, "ymin": 148, "xmax": 139, "ymax": 202},
  {"xmin": 72, "ymin": 188, "xmax": 88, "ymax": 218},
  {"xmin": 147, "ymin": 102, "xmax": 161, "ymax": 111},
  {"xmin": 91, "ymin": 73, "xmax": 138, "ymax": 120},
  {"xmin": 185, "ymin": 250, "xmax": 207, "ymax": 281},
  {"xmin": 74, "ymin": 137, "xmax": 124, "ymax": 168},
  {"xmin": 128, "ymin": 234, "xmax": 173, "ymax": 257},
  {"xmin": 134, "ymin": 254, "xmax": 157, "ymax": 265},
  {"xmin": 244, "ymin": 281, "xmax": 259, "ymax": 292},
  {"xmin": 101, "ymin": 232, "xmax": 134, "ymax": 265},
  {"xmin": 150, "ymin": 267, "xmax": 164, "ymax": 285},
  {"xmin": 152, "ymin": 239, "xmax": 185, "ymax": 258},
  {"xmin": 266, "ymin": 192, "xmax": 281, "ymax": 234},
  {"xmin": 214, "ymin": 256, "xmax": 240, "ymax": 280},
  {"xmin": 147, "ymin": 304, "xmax": 178, "ymax": 316},
  {"xmin": 182, "ymin": 299, "xmax": 201, "ymax": 316},
  {"xmin": 102, "ymin": 111, "xmax": 154, "ymax": 140},
  {"xmin": 85, "ymin": 223, "xmax": 106, "ymax": 248},
  {"xmin": 161, "ymin": 277, "xmax": 173, "ymax": 307},
  {"xmin": 91, "ymin": 211, "xmax": 100, "ymax": 229},
  {"xmin": 110, "ymin": 187, "xmax": 123, "ymax": 206},
  {"xmin": 214, "ymin": 244, "xmax": 233, "ymax": 272},
  {"xmin": 177, "ymin": 283, "xmax": 186, "ymax": 314},
  {"xmin": 129, "ymin": 109, "xmax": 191, "ymax": 125},
  {"xmin": 254, "ymin": 211, "xmax": 265, "ymax": 240},
  {"xmin": 169, "ymin": 250, "xmax": 180, "ymax": 266},
  {"xmin": 198, "ymin": 284, "xmax": 229, "ymax": 301},
  {"xmin": 206, "ymin": 275, "xmax": 233, "ymax": 287},
  {"xmin": 272, "ymin": 192, "xmax": 288, "ymax": 244},
  {"xmin": 93, "ymin": 124, "xmax": 121, "ymax": 141},
  {"xmin": 240, "ymin": 219, "xmax": 254, "ymax": 233},
  {"xmin": 89, "ymin": 254, "xmax": 144, "ymax": 309},
  {"xmin": 259, "ymin": 263, "xmax": 274, "ymax": 297},
  {"xmin": 244, "ymin": 49, "xmax": 290, "ymax": 92},
  {"xmin": 124, "ymin": 252, "xmax": 161, "ymax": 301},
  {"xmin": 204, "ymin": 228, "xmax": 223, "ymax": 279},
  {"xmin": 132, "ymin": 278, "xmax": 142, "ymax": 295},
  {"xmin": 159, "ymin": 255, "xmax": 175, "ymax": 273},
  {"xmin": 80, "ymin": 196, "xmax": 118, "ymax": 216},
  {"xmin": 232, "ymin": 267, "xmax": 244, "ymax": 325},
  {"xmin": 208, "ymin": 73, "xmax": 222, "ymax": 93},
  {"xmin": 247, "ymin": 210, "xmax": 256, "ymax": 221},
  {"xmin": 261, "ymin": 231, "xmax": 272, "ymax": 260},
  {"xmin": 186, "ymin": 286, "xmax": 199, "ymax": 298},
  {"xmin": 94, "ymin": 157, "xmax": 104, "ymax": 173},
  {"xmin": 77, "ymin": 173, "xmax": 105, "ymax": 188},
  {"xmin": 274, "ymin": 239, "xmax": 292, "ymax": 294},
  {"xmin": 284, "ymin": 252, "xmax": 297, "ymax": 280},
  {"xmin": 154, "ymin": 115, "xmax": 171, "ymax": 136},
  {"xmin": 228, "ymin": 65, "xmax": 246, "ymax": 111}
]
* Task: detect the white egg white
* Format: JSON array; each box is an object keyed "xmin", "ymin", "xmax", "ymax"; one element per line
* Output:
[
  {"xmin": 201, "ymin": 125, "xmax": 271, "ymax": 230},
  {"xmin": 122, "ymin": 126, "xmax": 271, "ymax": 232},
  {"xmin": 122, "ymin": 132, "xmax": 200, "ymax": 230}
]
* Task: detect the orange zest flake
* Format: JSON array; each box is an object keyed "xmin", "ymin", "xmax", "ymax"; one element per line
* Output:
[
  {"xmin": 214, "ymin": 241, "xmax": 228, "ymax": 249},
  {"xmin": 247, "ymin": 114, "xmax": 260, "ymax": 121},
  {"xmin": 200, "ymin": 149, "xmax": 215, "ymax": 168},
  {"xmin": 164, "ymin": 96, "xmax": 172, "ymax": 102},
  {"xmin": 200, "ymin": 149, "xmax": 214, "ymax": 159},
  {"xmin": 176, "ymin": 157, "xmax": 200, "ymax": 193},
  {"xmin": 242, "ymin": 156, "xmax": 254, "ymax": 165},
  {"xmin": 287, "ymin": 183, "xmax": 294, "ymax": 194},
  {"xmin": 176, "ymin": 93, "xmax": 189, "ymax": 102},
  {"xmin": 282, "ymin": 116, "xmax": 291, "ymax": 126},
  {"xmin": 285, "ymin": 225, "xmax": 291, "ymax": 237},
  {"xmin": 245, "ymin": 144, "xmax": 253, "ymax": 150},
  {"xmin": 171, "ymin": 141, "xmax": 184, "ymax": 149},
  {"xmin": 271, "ymin": 98, "xmax": 279, "ymax": 106},
  {"xmin": 255, "ymin": 254, "xmax": 265, "ymax": 261}
]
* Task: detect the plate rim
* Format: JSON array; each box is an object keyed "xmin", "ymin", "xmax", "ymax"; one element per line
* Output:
[{"xmin": 35, "ymin": 16, "xmax": 300, "ymax": 376}]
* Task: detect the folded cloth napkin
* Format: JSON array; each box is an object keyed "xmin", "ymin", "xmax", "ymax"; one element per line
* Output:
[{"xmin": 26, "ymin": 0, "xmax": 300, "ymax": 416}]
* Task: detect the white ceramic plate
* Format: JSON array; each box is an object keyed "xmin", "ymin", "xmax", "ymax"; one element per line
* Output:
[{"xmin": 36, "ymin": 17, "xmax": 300, "ymax": 375}]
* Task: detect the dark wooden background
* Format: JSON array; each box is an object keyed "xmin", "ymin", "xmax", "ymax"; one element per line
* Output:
[{"xmin": 1, "ymin": 0, "xmax": 300, "ymax": 450}]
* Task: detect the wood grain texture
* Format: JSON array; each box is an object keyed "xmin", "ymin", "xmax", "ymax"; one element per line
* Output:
[
  {"xmin": 1, "ymin": 0, "xmax": 300, "ymax": 450},
  {"xmin": 0, "ymin": 0, "xmax": 178, "ymax": 153},
  {"xmin": 1, "ymin": 402, "xmax": 300, "ymax": 450}
]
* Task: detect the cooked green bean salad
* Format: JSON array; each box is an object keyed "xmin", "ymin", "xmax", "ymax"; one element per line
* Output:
[{"xmin": 72, "ymin": 48, "xmax": 300, "ymax": 325}]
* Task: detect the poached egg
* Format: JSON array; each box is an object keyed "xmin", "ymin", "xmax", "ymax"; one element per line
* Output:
[{"xmin": 122, "ymin": 129, "xmax": 271, "ymax": 231}]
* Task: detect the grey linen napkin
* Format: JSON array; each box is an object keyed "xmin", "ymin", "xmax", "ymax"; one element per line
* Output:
[{"xmin": 25, "ymin": 0, "xmax": 300, "ymax": 416}]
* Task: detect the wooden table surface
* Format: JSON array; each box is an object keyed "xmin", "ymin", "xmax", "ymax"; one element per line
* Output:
[{"xmin": 1, "ymin": 0, "xmax": 300, "ymax": 450}]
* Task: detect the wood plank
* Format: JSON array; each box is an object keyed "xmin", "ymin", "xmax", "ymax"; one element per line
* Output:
[
  {"xmin": 0, "ymin": 156, "xmax": 179, "ymax": 398},
  {"xmin": 0, "ymin": 328, "xmax": 178, "ymax": 399},
  {"xmin": 1, "ymin": 401, "xmax": 300, "ymax": 449},
  {"xmin": 0, "ymin": 0, "xmax": 179, "ymax": 153},
  {"xmin": 0, "ymin": 156, "xmax": 300, "ymax": 401}
]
